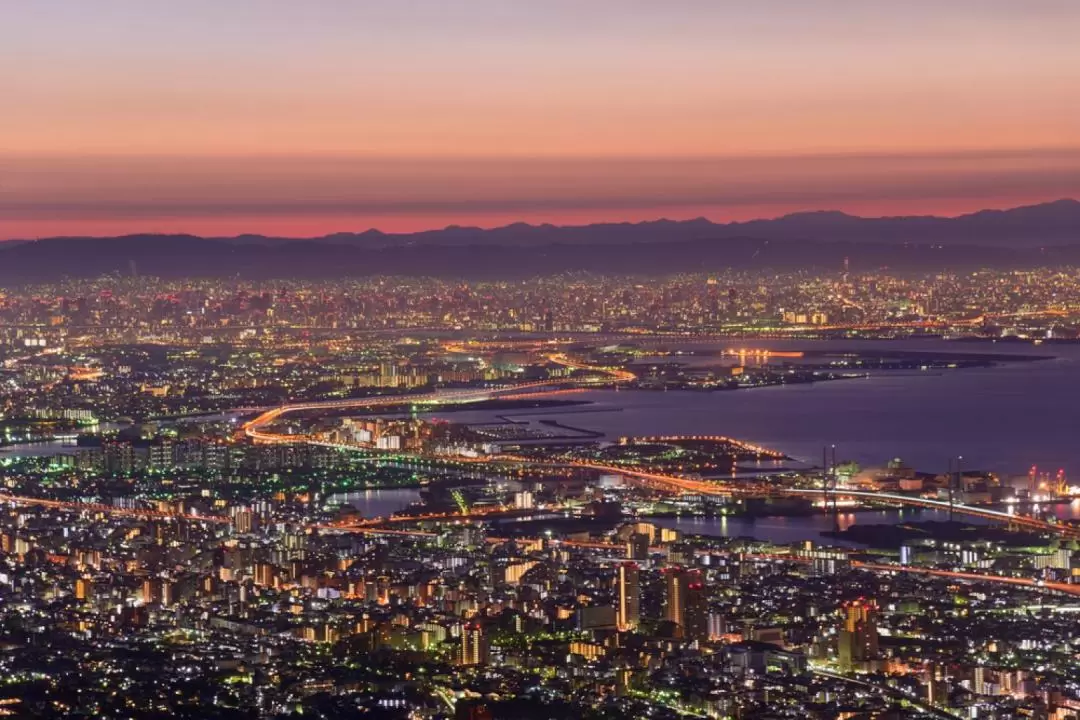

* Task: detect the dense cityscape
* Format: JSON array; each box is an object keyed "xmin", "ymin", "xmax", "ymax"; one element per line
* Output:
[
  {"xmin": 2, "ymin": 268, "xmax": 1079, "ymax": 341},
  {"xmin": 0, "ymin": 268, "xmax": 1079, "ymax": 719},
  {"xmin": 6, "ymin": 1, "xmax": 1080, "ymax": 717}
]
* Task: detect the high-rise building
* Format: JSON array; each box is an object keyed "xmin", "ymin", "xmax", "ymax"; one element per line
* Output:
[
  {"xmin": 254, "ymin": 562, "xmax": 276, "ymax": 588},
  {"xmin": 459, "ymin": 622, "xmax": 489, "ymax": 666},
  {"xmin": 974, "ymin": 666, "xmax": 989, "ymax": 696},
  {"xmin": 665, "ymin": 567, "xmax": 708, "ymax": 641},
  {"xmin": 685, "ymin": 574, "xmax": 708, "ymax": 642},
  {"xmin": 626, "ymin": 533, "xmax": 650, "ymax": 561},
  {"xmin": 838, "ymin": 598, "xmax": 879, "ymax": 669},
  {"xmin": 576, "ymin": 605, "xmax": 617, "ymax": 631},
  {"xmin": 512, "ymin": 491, "xmax": 534, "ymax": 510},
  {"xmin": 103, "ymin": 439, "xmax": 136, "ymax": 475},
  {"xmin": 142, "ymin": 578, "xmax": 162, "ymax": 605},
  {"xmin": 625, "ymin": 522, "xmax": 657, "ymax": 543},
  {"xmin": 161, "ymin": 579, "xmax": 175, "ymax": 607},
  {"xmin": 148, "ymin": 437, "xmax": 176, "ymax": 471},
  {"xmin": 501, "ymin": 560, "xmax": 536, "ymax": 585},
  {"xmin": 616, "ymin": 562, "xmax": 640, "ymax": 631},
  {"xmin": 233, "ymin": 510, "xmax": 256, "ymax": 534},
  {"xmin": 665, "ymin": 568, "xmax": 685, "ymax": 628},
  {"xmin": 75, "ymin": 577, "xmax": 93, "ymax": 602},
  {"xmin": 796, "ymin": 542, "xmax": 851, "ymax": 576}
]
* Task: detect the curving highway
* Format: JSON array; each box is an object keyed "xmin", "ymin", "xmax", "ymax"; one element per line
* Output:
[
  {"xmin": 243, "ymin": 352, "xmax": 634, "ymax": 444},
  {"xmin": 243, "ymin": 381, "xmax": 571, "ymax": 443}
]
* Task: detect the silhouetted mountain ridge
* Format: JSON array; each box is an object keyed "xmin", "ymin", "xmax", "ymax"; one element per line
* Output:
[
  {"xmin": 10, "ymin": 199, "xmax": 1077, "ymax": 250},
  {"xmin": 1, "ymin": 200, "xmax": 1078, "ymax": 281}
]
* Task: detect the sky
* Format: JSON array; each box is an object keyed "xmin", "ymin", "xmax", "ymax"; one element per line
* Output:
[{"xmin": 1, "ymin": 0, "xmax": 1079, "ymax": 238}]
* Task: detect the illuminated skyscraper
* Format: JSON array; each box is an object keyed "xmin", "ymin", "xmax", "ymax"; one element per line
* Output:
[
  {"xmin": 665, "ymin": 567, "xmax": 708, "ymax": 641},
  {"xmin": 838, "ymin": 598, "xmax": 879, "ymax": 669},
  {"xmin": 233, "ymin": 510, "xmax": 256, "ymax": 534},
  {"xmin": 459, "ymin": 622, "xmax": 489, "ymax": 666},
  {"xmin": 617, "ymin": 562, "xmax": 640, "ymax": 631}
]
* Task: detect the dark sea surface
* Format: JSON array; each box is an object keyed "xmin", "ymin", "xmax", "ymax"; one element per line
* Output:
[{"xmin": 434, "ymin": 339, "xmax": 1079, "ymax": 479}]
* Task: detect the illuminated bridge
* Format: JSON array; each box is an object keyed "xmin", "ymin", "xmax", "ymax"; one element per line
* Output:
[
  {"xmin": 325, "ymin": 504, "xmax": 540, "ymax": 530},
  {"xmin": 541, "ymin": 463, "xmax": 1080, "ymax": 539},
  {"xmin": 543, "ymin": 353, "xmax": 637, "ymax": 383},
  {"xmin": 317, "ymin": 445, "xmax": 1078, "ymax": 540},
  {"xmin": 780, "ymin": 487, "xmax": 1080, "ymax": 539},
  {"xmin": 493, "ymin": 458, "xmax": 1080, "ymax": 539}
]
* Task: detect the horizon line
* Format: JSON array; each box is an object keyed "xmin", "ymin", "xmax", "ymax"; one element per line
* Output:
[{"xmin": 4, "ymin": 196, "xmax": 1076, "ymax": 244}]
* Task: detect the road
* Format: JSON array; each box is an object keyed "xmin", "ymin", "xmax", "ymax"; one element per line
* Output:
[
  {"xmin": 3, "ymin": 488, "xmax": 1075, "ymax": 602},
  {"xmin": 317, "ymin": 519, "xmax": 1080, "ymax": 598},
  {"xmin": 244, "ymin": 363, "xmax": 1079, "ymax": 539},
  {"xmin": 0, "ymin": 493, "xmax": 230, "ymax": 523},
  {"xmin": 811, "ymin": 668, "xmax": 960, "ymax": 719},
  {"xmin": 242, "ymin": 350, "xmax": 634, "ymax": 444},
  {"xmin": 852, "ymin": 561, "xmax": 1080, "ymax": 597}
]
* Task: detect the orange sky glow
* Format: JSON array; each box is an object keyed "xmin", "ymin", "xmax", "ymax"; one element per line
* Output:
[{"xmin": 2, "ymin": 1, "xmax": 1078, "ymax": 238}]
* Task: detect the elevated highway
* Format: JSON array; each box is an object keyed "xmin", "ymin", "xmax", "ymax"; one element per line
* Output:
[
  {"xmin": 243, "ymin": 353, "xmax": 635, "ymax": 444},
  {"xmin": 244, "ymin": 380, "xmax": 572, "ymax": 443},
  {"xmin": 851, "ymin": 561, "xmax": 1080, "ymax": 597},
  {"xmin": 0, "ymin": 493, "xmax": 229, "ymax": 524}
]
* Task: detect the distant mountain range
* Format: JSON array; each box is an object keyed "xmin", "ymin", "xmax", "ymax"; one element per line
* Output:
[{"xmin": 2, "ymin": 199, "xmax": 1079, "ymax": 281}]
